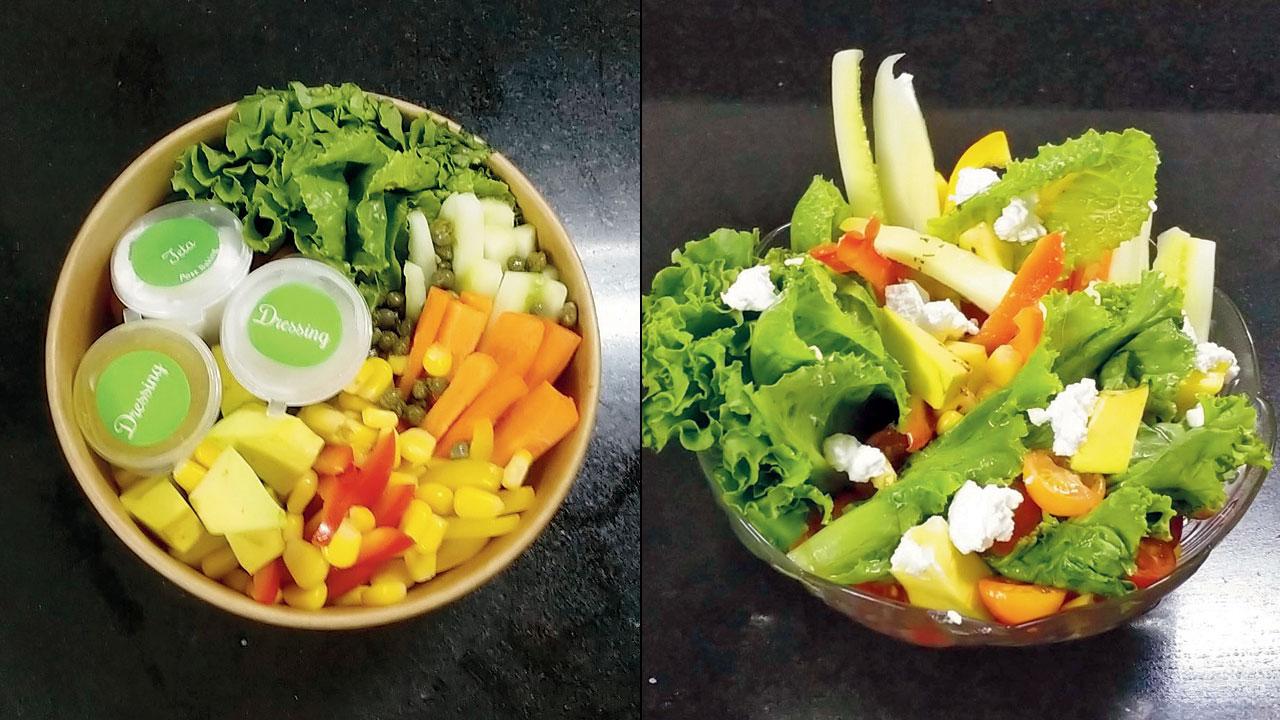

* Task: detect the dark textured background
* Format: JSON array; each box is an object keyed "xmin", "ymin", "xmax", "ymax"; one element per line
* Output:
[
  {"xmin": 0, "ymin": 1, "xmax": 638, "ymax": 718},
  {"xmin": 643, "ymin": 3, "xmax": 1280, "ymax": 719}
]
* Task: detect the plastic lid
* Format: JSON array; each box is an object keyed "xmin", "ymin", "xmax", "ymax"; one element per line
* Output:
[
  {"xmin": 219, "ymin": 257, "xmax": 372, "ymax": 412},
  {"xmin": 72, "ymin": 320, "xmax": 222, "ymax": 474},
  {"xmin": 111, "ymin": 200, "xmax": 253, "ymax": 340}
]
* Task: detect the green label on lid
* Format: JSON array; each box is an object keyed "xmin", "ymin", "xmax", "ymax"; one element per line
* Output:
[
  {"xmin": 95, "ymin": 350, "xmax": 192, "ymax": 447},
  {"xmin": 129, "ymin": 217, "xmax": 221, "ymax": 287},
  {"xmin": 247, "ymin": 282, "xmax": 343, "ymax": 367}
]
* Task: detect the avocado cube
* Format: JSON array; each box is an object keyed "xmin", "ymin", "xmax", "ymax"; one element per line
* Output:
[
  {"xmin": 121, "ymin": 475, "xmax": 194, "ymax": 535},
  {"xmin": 170, "ymin": 532, "xmax": 228, "ymax": 567},
  {"xmin": 890, "ymin": 516, "xmax": 993, "ymax": 620},
  {"xmin": 204, "ymin": 405, "xmax": 324, "ymax": 496},
  {"xmin": 1070, "ymin": 386, "xmax": 1150, "ymax": 474},
  {"xmin": 189, "ymin": 447, "xmax": 285, "ymax": 535},
  {"xmin": 880, "ymin": 309, "xmax": 970, "ymax": 410},
  {"xmin": 226, "ymin": 528, "xmax": 285, "ymax": 574}
]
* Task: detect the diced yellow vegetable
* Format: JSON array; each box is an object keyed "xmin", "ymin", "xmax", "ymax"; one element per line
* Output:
[
  {"xmin": 444, "ymin": 515, "xmax": 520, "ymax": 540},
  {"xmin": 160, "ymin": 513, "xmax": 208, "ymax": 554},
  {"xmin": 497, "ymin": 486, "xmax": 536, "ymax": 514},
  {"xmin": 200, "ymin": 545, "xmax": 239, "ymax": 579},
  {"xmin": 349, "ymin": 423, "xmax": 378, "ymax": 451},
  {"xmin": 373, "ymin": 558, "xmax": 414, "ymax": 587},
  {"xmin": 283, "ymin": 538, "xmax": 330, "ymax": 590},
  {"xmin": 416, "ymin": 483, "xmax": 454, "ymax": 515},
  {"xmin": 1071, "ymin": 387, "xmax": 1150, "ymax": 474},
  {"xmin": 170, "ymin": 532, "xmax": 227, "ymax": 566},
  {"xmin": 213, "ymin": 345, "xmax": 261, "ymax": 417},
  {"xmin": 880, "ymin": 308, "xmax": 970, "ymax": 410},
  {"xmin": 889, "ymin": 516, "xmax": 993, "ymax": 620},
  {"xmin": 470, "ymin": 419, "xmax": 494, "ymax": 463},
  {"xmin": 112, "ymin": 467, "xmax": 146, "ymax": 491},
  {"xmin": 348, "ymin": 505, "xmax": 376, "ymax": 533},
  {"xmin": 188, "ymin": 447, "xmax": 285, "ymax": 535},
  {"xmin": 345, "ymin": 357, "xmax": 394, "ymax": 402},
  {"xmin": 283, "ymin": 513, "xmax": 304, "ymax": 541},
  {"xmin": 286, "ymin": 471, "xmax": 319, "ymax": 515},
  {"xmin": 322, "ymin": 519, "xmax": 361, "ymax": 569},
  {"xmin": 935, "ymin": 409, "xmax": 964, "ymax": 435},
  {"xmin": 120, "ymin": 475, "xmax": 199, "ymax": 543},
  {"xmin": 1177, "ymin": 369, "xmax": 1226, "ymax": 411},
  {"xmin": 362, "ymin": 407, "xmax": 399, "ymax": 430},
  {"xmin": 400, "ymin": 428, "xmax": 438, "ymax": 466},
  {"xmin": 501, "ymin": 450, "xmax": 533, "ymax": 490},
  {"xmin": 436, "ymin": 538, "xmax": 488, "ymax": 572},
  {"xmin": 422, "ymin": 343, "xmax": 452, "ymax": 378},
  {"xmin": 363, "ymin": 579, "xmax": 408, "ymax": 606},
  {"xmin": 454, "ymin": 486, "xmax": 504, "ymax": 519},
  {"xmin": 389, "ymin": 470, "xmax": 418, "ymax": 487},
  {"xmin": 388, "ymin": 355, "xmax": 409, "ymax": 376},
  {"xmin": 282, "ymin": 583, "xmax": 328, "ymax": 610},
  {"xmin": 404, "ymin": 547, "xmax": 438, "ymax": 583},
  {"xmin": 986, "ymin": 345, "xmax": 1023, "ymax": 388},
  {"xmin": 223, "ymin": 568, "xmax": 252, "ymax": 595},
  {"xmin": 945, "ymin": 341, "xmax": 989, "ymax": 390},
  {"xmin": 193, "ymin": 438, "xmax": 227, "ymax": 468},
  {"xmin": 337, "ymin": 391, "xmax": 374, "ymax": 413},
  {"xmin": 297, "ymin": 404, "xmax": 356, "ymax": 446},
  {"xmin": 401, "ymin": 500, "xmax": 448, "ymax": 552},
  {"xmin": 421, "ymin": 458, "xmax": 502, "ymax": 492},
  {"xmin": 1062, "ymin": 593, "xmax": 1095, "ymax": 610},
  {"xmin": 335, "ymin": 586, "xmax": 368, "ymax": 606},
  {"xmin": 226, "ymin": 528, "xmax": 285, "ymax": 574},
  {"xmin": 172, "ymin": 460, "xmax": 208, "ymax": 494},
  {"xmin": 204, "ymin": 405, "xmax": 325, "ymax": 496}
]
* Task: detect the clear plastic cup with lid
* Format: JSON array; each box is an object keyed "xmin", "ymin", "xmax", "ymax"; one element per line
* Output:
[
  {"xmin": 72, "ymin": 320, "xmax": 223, "ymax": 475},
  {"xmin": 219, "ymin": 257, "xmax": 373, "ymax": 414},
  {"xmin": 111, "ymin": 200, "xmax": 253, "ymax": 343}
]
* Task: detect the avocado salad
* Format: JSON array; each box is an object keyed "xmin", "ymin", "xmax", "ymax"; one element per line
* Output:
[{"xmin": 640, "ymin": 50, "xmax": 1272, "ymax": 625}]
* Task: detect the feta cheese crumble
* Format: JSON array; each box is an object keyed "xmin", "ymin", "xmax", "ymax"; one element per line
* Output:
[
  {"xmin": 947, "ymin": 480, "xmax": 1024, "ymax": 554},
  {"xmin": 784, "ymin": 256, "xmax": 805, "ymax": 266},
  {"xmin": 948, "ymin": 167, "xmax": 1000, "ymax": 205},
  {"xmin": 944, "ymin": 610, "xmax": 963, "ymax": 625},
  {"xmin": 890, "ymin": 525, "xmax": 939, "ymax": 577},
  {"xmin": 1195, "ymin": 341, "xmax": 1240, "ymax": 383},
  {"xmin": 884, "ymin": 281, "xmax": 979, "ymax": 340},
  {"xmin": 1186, "ymin": 403, "xmax": 1205, "ymax": 428},
  {"xmin": 721, "ymin": 265, "xmax": 780, "ymax": 312},
  {"xmin": 823, "ymin": 433, "xmax": 891, "ymax": 484},
  {"xmin": 1083, "ymin": 280, "xmax": 1103, "ymax": 304},
  {"xmin": 1027, "ymin": 378, "xmax": 1099, "ymax": 457},
  {"xmin": 993, "ymin": 196, "xmax": 1047, "ymax": 244}
]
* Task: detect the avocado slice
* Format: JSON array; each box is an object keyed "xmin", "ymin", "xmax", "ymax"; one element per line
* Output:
[
  {"xmin": 880, "ymin": 308, "xmax": 970, "ymax": 410},
  {"xmin": 188, "ymin": 447, "xmax": 285, "ymax": 536},
  {"xmin": 1070, "ymin": 386, "xmax": 1150, "ymax": 474},
  {"xmin": 956, "ymin": 222, "xmax": 1015, "ymax": 270},
  {"xmin": 889, "ymin": 516, "xmax": 993, "ymax": 620},
  {"xmin": 204, "ymin": 405, "xmax": 324, "ymax": 496}
]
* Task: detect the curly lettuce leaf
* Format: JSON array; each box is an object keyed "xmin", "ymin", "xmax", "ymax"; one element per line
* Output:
[
  {"xmin": 1098, "ymin": 320, "xmax": 1195, "ymax": 422},
  {"xmin": 790, "ymin": 176, "xmax": 852, "ymax": 253},
  {"xmin": 988, "ymin": 485, "xmax": 1175, "ymax": 597},
  {"xmin": 928, "ymin": 129, "xmax": 1158, "ymax": 266},
  {"xmin": 1111, "ymin": 394, "xmax": 1272, "ymax": 515}
]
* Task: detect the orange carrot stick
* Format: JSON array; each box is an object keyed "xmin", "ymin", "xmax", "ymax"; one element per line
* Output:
[
  {"xmin": 435, "ymin": 373, "xmax": 529, "ymax": 457},
  {"xmin": 524, "ymin": 319, "xmax": 583, "ymax": 389},
  {"xmin": 491, "ymin": 381, "xmax": 579, "ymax": 466},
  {"xmin": 477, "ymin": 313, "xmax": 546, "ymax": 378},
  {"xmin": 897, "ymin": 396, "xmax": 934, "ymax": 452},
  {"xmin": 1067, "ymin": 250, "xmax": 1113, "ymax": 292},
  {"xmin": 1008, "ymin": 305, "xmax": 1044, "ymax": 362},
  {"xmin": 435, "ymin": 300, "xmax": 489, "ymax": 376},
  {"xmin": 460, "ymin": 290, "xmax": 493, "ymax": 320},
  {"xmin": 423, "ymin": 352, "xmax": 499, "ymax": 438},
  {"xmin": 398, "ymin": 287, "xmax": 453, "ymax": 398},
  {"xmin": 972, "ymin": 232, "xmax": 1064, "ymax": 352}
]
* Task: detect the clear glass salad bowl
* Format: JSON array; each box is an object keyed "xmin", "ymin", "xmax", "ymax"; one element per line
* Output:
[{"xmin": 697, "ymin": 224, "xmax": 1275, "ymax": 647}]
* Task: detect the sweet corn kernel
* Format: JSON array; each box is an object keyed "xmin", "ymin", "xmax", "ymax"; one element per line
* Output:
[
  {"xmin": 193, "ymin": 439, "xmax": 226, "ymax": 468},
  {"xmin": 976, "ymin": 382, "xmax": 1001, "ymax": 400},
  {"xmin": 422, "ymin": 343, "xmax": 452, "ymax": 377},
  {"xmin": 286, "ymin": 470, "xmax": 319, "ymax": 514},
  {"xmin": 373, "ymin": 558, "xmax": 414, "ymax": 587},
  {"xmin": 389, "ymin": 470, "xmax": 418, "ymax": 487},
  {"xmin": 298, "ymin": 404, "xmax": 354, "ymax": 445},
  {"xmin": 436, "ymin": 538, "xmax": 488, "ymax": 572},
  {"xmin": 348, "ymin": 505, "xmax": 377, "ymax": 533},
  {"xmin": 282, "ymin": 583, "xmax": 328, "ymax": 610},
  {"xmin": 399, "ymin": 428, "xmax": 438, "ymax": 466},
  {"xmin": 283, "ymin": 539, "xmax": 330, "ymax": 590},
  {"xmin": 335, "ymin": 586, "xmax": 368, "ymax": 607},
  {"xmin": 421, "ymin": 459, "xmax": 502, "ymax": 492},
  {"xmin": 502, "ymin": 450, "xmax": 533, "ymax": 490},
  {"xmin": 172, "ymin": 460, "xmax": 208, "ymax": 493},
  {"xmin": 362, "ymin": 407, "xmax": 399, "ymax": 430},
  {"xmin": 363, "ymin": 579, "xmax": 408, "ymax": 607},
  {"xmin": 469, "ymin": 419, "xmax": 494, "ymax": 462},
  {"xmin": 497, "ymin": 486, "xmax": 536, "ymax": 514},
  {"xmin": 404, "ymin": 547, "xmax": 438, "ymax": 583},
  {"xmin": 987, "ymin": 345, "xmax": 1023, "ymax": 388},
  {"xmin": 349, "ymin": 422, "xmax": 378, "ymax": 450},
  {"xmin": 345, "ymin": 357, "xmax": 395, "ymax": 402},
  {"xmin": 223, "ymin": 568, "xmax": 252, "ymax": 594},
  {"xmin": 401, "ymin": 500, "xmax": 448, "ymax": 552},
  {"xmin": 936, "ymin": 409, "xmax": 965, "ymax": 435},
  {"xmin": 283, "ymin": 513, "xmax": 305, "ymax": 541},
  {"xmin": 201, "ymin": 545, "xmax": 239, "ymax": 579},
  {"xmin": 322, "ymin": 519, "xmax": 362, "ymax": 569},
  {"xmin": 454, "ymin": 486, "xmax": 505, "ymax": 519},
  {"xmin": 337, "ymin": 391, "xmax": 374, "ymax": 413},
  {"xmin": 387, "ymin": 354, "xmax": 409, "ymax": 376},
  {"xmin": 444, "ymin": 514, "xmax": 520, "ymax": 539},
  {"xmin": 416, "ymin": 482, "xmax": 454, "ymax": 515}
]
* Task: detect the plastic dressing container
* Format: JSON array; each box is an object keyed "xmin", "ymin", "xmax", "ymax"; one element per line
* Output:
[
  {"xmin": 219, "ymin": 257, "xmax": 372, "ymax": 413},
  {"xmin": 111, "ymin": 200, "xmax": 253, "ymax": 342},
  {"xmin": 72, "ymin": 320, "xmax": 222, "ymax": 475}
]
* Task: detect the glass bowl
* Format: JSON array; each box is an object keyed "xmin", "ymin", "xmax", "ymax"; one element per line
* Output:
[{"xmin": 697, "ymin": 224, "xmax": 1274, "ymax": 647}]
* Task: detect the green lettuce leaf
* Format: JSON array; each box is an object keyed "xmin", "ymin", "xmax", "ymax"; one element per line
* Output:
[
  {"xmin": 1097, "ymin": 320, "xmax": 1194, "ymax": 422},
  {"xmin": 789, "ymin": 176, "xmax": 852, "ymax": 253},
  {"xmin": 928, "ymin": 129, "xmax": 1159, "ymax": 266},
  {"xmin": 1111, "ymin": 394, "xmax": 1272, "ymax": 515},
  {"xmin": 988, "ymin": 485, "xmax": 1175, "ymax": 596}
]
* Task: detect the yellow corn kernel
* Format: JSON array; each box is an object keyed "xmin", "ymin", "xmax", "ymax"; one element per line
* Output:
[
  {"xmin": 936, "ymin": 409, "xmax": 965, "ymax": 435},
  {"xmin": 283, "ymin": 513, "xmax": 305, "ymax": 541},
  {"xmin": 282, "ymin": 583, "xmax": 328, "ymax": 610},
  {"xmin": 421, "ymin": 459, "xmax": 503, "ymax": 492},
  {"xmin": 363, "ymin": 579, "xmax": 408, "ymax": 607},
  {"xmin": 387, "ymin": 354, "xmax": 409, "ymax": 376},
  {"xmin": 422, "ymin": 343, "xmax": 452, "ymax": 378},
  {"xmin": 349, "ymin": 422, "xmax": 378, "ymax": 450},
  {"xmin": 193, "ymin": 439, "xmax": 227, "ymax": 468},
  {"xmin": 444, "ymin": 514, "xmax": 521, "ymax": 540},
  {"xmin": 286, "ymin": 470, "xmax": 319, "ymax": 514},
  {"xmin": 322, "ymin": 519, "xmax": 362, "ymax": 569},
  {"xmin": 404, "ymin": 547, "xmax": 438, "ymax": 583},
  {"xmin": 345, "ymin": 357, "xmax": 395, "ymax": 402},
  {"xmin": 976, "ymin": 382, "xmax": 1002, "ymax": 400},
  {"xmin": 362, "ymin": 407, "xmax": 399, "ymax": 430},
  {"xmin": 335, "ymin": 586, "xmax": 368, "ymax": 607},
  {"xmin": 436, "ymin": 538, "xmax": 488, "ymax": 572},
  {"xmin": 469, "ymin": 419, "xmax": 494, "ymax": 463},
  {"xmin": 399, "ymin": 428, "xmax": 438, "ymax": 466},
  {"xmin": 298, "ymin": 403, "xmax": 355, "ymax": 445},
  {"xmin": 498, "ymin": 486, "xmax": 536, "ymax": 514},
  {"xmin": 416, "ymin": 482, "xmax": 454, "ymax": 515},
  {"xmin": 401, "ymin": 500, "xmax": 448, "ymax": 552},
  {"xmin": 348, "ymin": 505, "xmax": 377, "ymax": 534},
  {"xmin": 283, "ymin": 539, "xmax": 330, "ymax": 590},
  {"xmin": 351, "ymin": 444, "xmax": 370, "ymax": 467},
  {"xmin": 373, "ymin": 558, "xmax": 414, "ymax": 587},
  {"xmin": 201, "ymin": 545, "xmax": 239, "ymax": 579},
  {"xmin": 986, "ymin": 345, "xmax": 1023, "ymax": 388},
  {"xmin": 502, "ymin": 450, "xmax": 533, "ymax": 490},
  {"xmin": 337, "ymin": 391, "xmax": 374, "ymax": 414},
  {"xmin": 223, "ymin": 568, "xmax": 252, "ymax": 594},
  {"xmin": 172, "ymin": 460, "xmax": 208, "ymax": 493},
  {"xmin": 454, "ymin": 486, "xmax": 504, "ymax": 519}
]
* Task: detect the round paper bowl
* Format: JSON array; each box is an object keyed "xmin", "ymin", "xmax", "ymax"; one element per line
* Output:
[{"xmin": 45, "ymin": 97, "xmax": 600, "ymax": 629}]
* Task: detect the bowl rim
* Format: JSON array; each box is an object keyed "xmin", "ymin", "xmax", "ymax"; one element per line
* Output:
[{"xmin": 45, "ymin": 95, "xmax": 602, "ymax": 630}]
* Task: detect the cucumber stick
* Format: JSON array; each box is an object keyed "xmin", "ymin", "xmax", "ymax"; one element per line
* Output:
[
  {"xmin": 874, "ymin": 225, "xmax": 1015, "ymax": 313},
  {"xmin": 459, "ymin": 258, "xmax": 504, "ymax": 297},
  {"xmin": 479, "ymin": 197, "xmax": 516, "ymax": 229},
  {"xmin": 440, "ymin": 192, "xmax": 485, "ymax": 276},
  {"xmin": 406, "ymin": 210, "xmax": 437, "ymax": 280},
  {"xmin": 1109, "ymin": 213, "xmax": 1152, "ymax": 284},
  {"xmin": 492, "ymin": 271, "xmax": 568, "ymax": 325},
  {"xmin": 831, "ymin": 49, "xmax": 884, "ymax": 218},
  {"xmin": 403, "ymin": 261, "xmax": 427, "ymax": 320},
  {"xmin": 1153, "ymin": 227, "xmax": 1215, "ymax": 340},
  {"xmin": 873, "ymin": 54, "xmax": 940, "ymax": 232},
  {"xmin": 484, "ymin": 223, "xmax": 538, "ymax": 266}
]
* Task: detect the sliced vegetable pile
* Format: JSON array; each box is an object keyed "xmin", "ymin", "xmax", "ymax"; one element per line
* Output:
[{"xmin": 641, "ymin": 50, "xmax": 1271, "ymax": 626}]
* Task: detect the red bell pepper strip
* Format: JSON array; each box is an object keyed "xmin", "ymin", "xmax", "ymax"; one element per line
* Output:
[
  {"xmin": 1008, "ymin": 305, "xmax": 1044, "ymax": 362},
  {"xmin": 1067, "ymin": 250, "xmax": 1113, "ymax": 292},
  {"xmin": 312, "ymin": 431, "xmax": 397, "ymax": 545},
  {"xmin": 371, "ymin": 483, "xmax": 416, "ymax": 528},
  {"xmin": 897, "ymin": 396, "xmax": 935, "ymax": 452},
  {"xmin": 834, "ymin": 219, "xmax": 907, "ymax": 301},
  {"xmin": 325, "ymin": 528, "xmax": 416, "ymax": 598},
  {"xmin": 250, "ymin": 558, "xmax": 285, "ymax": 605},
  {"xmin": 972, "ymin": 232, "xmax": 1065, "ymax": 352},
  {"xmin": 808, "ymin": 242, "xmax": 852, "ymax": 273}
]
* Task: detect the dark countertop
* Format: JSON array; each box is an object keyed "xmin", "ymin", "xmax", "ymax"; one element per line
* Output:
[
  {"xmin": 642, "ymin": 6, "xmax": 1280, "ymax": 718},
  {"xmin": 0, "ymin": 1, "xmax": 638, "ymax": 718}
]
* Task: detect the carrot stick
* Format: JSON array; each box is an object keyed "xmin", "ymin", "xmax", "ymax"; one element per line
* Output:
[
  {"xmin": 524, "ymin": 319, "xmax": 583, "ymax": 389},
  {"xmin": 897, "ymin": 396, "xmax": 934, "ymax": 452},
  {"xmin": 491, "ymin": 381, "xmax": 579, "ymax": 465},
  {"xmin": 477, "ymin": 313, "xmax": 546, "ymax": 378},
  {"xmin": 972, "ymin": 232, "xmax": 1064, "ymax": 352},
  {"xmin": 398, "ymin": 287, "xmax": 453, "ymax": 398},
  {"xmin": 1008, "ymin": 305, "xmax": 1044, "ymax": 362},
  {"xmin": 423, "ymin": 352, "xmax": 499, "ymax": 438},
  {"xmin": 435, "ymin": 300, "xmax": 489, "ymax": 376},
  {"xmin": 460, "ymin": 290, "xmax": 493, "ymax": 320},
  {"xmin": 435, "ymin": 373, "xmax": 529, "ymax": 457},
  {"xmin": 1067, "ymin": 250, "xmax": 1113, "ymax": 292}
]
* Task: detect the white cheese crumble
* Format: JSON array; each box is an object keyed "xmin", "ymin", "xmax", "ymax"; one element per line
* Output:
[
  {"xmin": 884, "ymin": 281, "xmax": 978, "ymax": 340},
  {"xmin": 809, "ymin": 344, "xmax": 824, "ymax": 361},
  {"xmin": 1186, "ymin": 403, "xmax": 1206, "ymax": 428},
  {"xmin": 721, "ymin": 265, "xmax": 780, "ymax": 312},
  {"xmin": 823, "ymin": 433, "xmax": 891, "ymax": 484},
  {"xmin": 993, "ymin": 196, "xmax": 1047, "ymax": 244},
  {"xmin": 890, "ymin": 522, "xmax": 941, "ymax": 577},
  {"xmin": 1195, "ymin": 341, "xmax": 1240, "ymax": 383},
  {"xmin": 948, "ymin": 167, "xmax": 1000, "ymax": 205},
  {"xmin": 944, "ymin": 610, "xmax": 963, "ymax": 625},
  {"xmin": 947, "ymin": 480, "xmax": 1024, "ymax": 554},
  {"xmin": 1027, "ymin": 378, "xmax": 1099, "ymax": 457},
  {"xmin": 784, "ymin": 256, "xmax": 805, "ymax": 266},
  {"xmin": 1083, "ymin": 280, "xmax": 1103, "ymax": 304}
]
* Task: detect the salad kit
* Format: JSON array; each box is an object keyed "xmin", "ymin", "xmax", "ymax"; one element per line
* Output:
[
  {"xmin": 69, "ymin": 84, "xmax": 585, "ymax": 611},
  {"xmin": 642, "ymin": 50, "xmax": 1273, "ymax": 633}
]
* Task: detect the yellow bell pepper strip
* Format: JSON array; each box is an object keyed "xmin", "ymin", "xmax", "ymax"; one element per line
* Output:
[
  {"xmin": 972, "ymin": 232, "xmax": 1064, "ymax": 352},
  {"xmin": 324, "ymin": 528, "xmax": 416, "ymax": 599},
  {"xmin": 1008, "ymin": 305, "xmax": 1044, "ymax": 363},
  {"xmin": 313, "ymin": 431, "xmax": 396, "ymax": 545},
  {"xmin": 944, "ymin": 130, "xmax": 1012, "ymax": 211}
]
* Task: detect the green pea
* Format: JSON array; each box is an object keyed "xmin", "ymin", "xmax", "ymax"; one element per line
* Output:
[
  {"xmin": 436, "ymin": 245, "xmax": 453, "ymax": 261},
  {"xmin": 433, "ymin": 269, "xmax": 455, "ymax": 290},
  {"xmin": 393, "ymin": 339, "xmax": 410, "ymax": 356},
  {"xmin": 379, "ymin": 390, "xmax": 402, "ymax": 411},
  {"xmin": 376, "ymin": 331, "xmax": 397, "ymax": 352},
  {"xmin": 559, "ymin": 301, "xmax": 578, "ymax": 327},
  {"xmin": 385, "ymin": 291, "xmax": 405, "ymax": 310},
  {"xmin": 430, "ymin": 219, "xmax": 454, "ymax": 246},
  {"xmin": 529, "ymin": 302, "xmax": 546, "ymax": 316},
  {"xmin": 426, "ymin": 376, "xmax": 449, "ymax": 399},
  {"xmin": 507, "ymin": 257, "xmax": 525, "ymax": 272},
  {"xmin": 398, "ymin": 318, "xmax": 414, "ymax": 337},
  {"xmin": 527, "ymin": 251, "xmax": 547, "ymax": 272},
  {"xmin": 449, "ymin": 441, "xmax": 470, "ymax": 460},
  {"xmin": 375, "ymin": 308, "xmax": 399, "ymax": 330},
  {"xmin": 411, "ymin": 380, "xmax": 429, "ymax": 401},
  {"xmin": 404, "ymin": 405, "xmax": 426, "ymax": 426}
]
